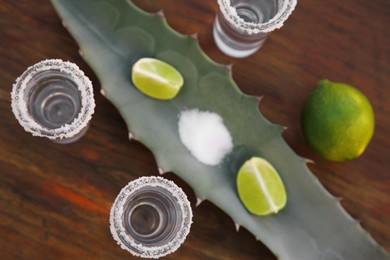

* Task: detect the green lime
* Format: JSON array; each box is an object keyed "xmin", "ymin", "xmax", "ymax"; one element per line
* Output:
[
  {"xmin": 236, "ymin": 157, "xmax": 287, "ymax": 216},
  {"xmin": 132, "ymin": 58, "xmax": 184, "ymax": 100},
  {"xmin": 301, "ymin": 79, "xmax": 375, "ymax": 161}
]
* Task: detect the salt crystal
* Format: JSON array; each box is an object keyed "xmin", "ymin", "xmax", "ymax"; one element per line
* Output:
[{"xmin": 178, "ymin": 109, "xmax": 233, "ymax": 166}]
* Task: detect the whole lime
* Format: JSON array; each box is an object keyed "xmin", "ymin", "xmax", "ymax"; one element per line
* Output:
[{"xmin": 301, "ymin": 80, "xmax": 375, "ymax": 162}]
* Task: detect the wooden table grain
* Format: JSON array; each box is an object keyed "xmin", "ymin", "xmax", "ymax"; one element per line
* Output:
[{"xmin": 0, "ymin": 1, "xmax": 389, "ymax": 259}]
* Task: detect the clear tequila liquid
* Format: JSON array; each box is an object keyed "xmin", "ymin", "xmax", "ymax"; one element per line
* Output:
[
  {"xmin": 213, "ymin": 0, "xmax": 293, "ymax": 58},
  {"xmin": 110, "ymin": 176, "xmax": 192, "ymax": 258}
]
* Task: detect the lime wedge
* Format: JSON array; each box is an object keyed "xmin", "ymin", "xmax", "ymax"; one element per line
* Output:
[
  {"xmin": 132, "ymin": 58, "xmax": 184, "ymax": 100},
  {"xmin": 237, "ymin": 157, "xmax": 287, "ymax": 216}
]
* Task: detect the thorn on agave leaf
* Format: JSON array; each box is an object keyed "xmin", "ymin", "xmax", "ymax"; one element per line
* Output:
[
  {"xmin": 235, "ymin": 222, "xmax": 240, "ymax": 232},
  {"xmin": 156, "ymin": 9, "xmax": 165, "ymax": 18},
  {"xmin": 225, "ymin": 63, "xmax": 234, "ymax": 73},
  {"xmin": 100, "ymin": 88, "xmax": 106, "ymax": 97},
  {"xmin": 195, "ymin": 197, "xmax": 204, "ymax": 207},
  {"xmin": 190, "ymin": 33, "xmax": 198, "ymax": 40},
  {"xmin": 304, "ymin": 158, "xmax": 315, "ymax": 164},
  {"xmin": 256, "ymin": 96, "xmax": 264, "ymax": 102},
  {"xmin": 158, "ymin": 167, "xmax": 166, "ymax": 175},
  {"xmin": 128, "ymin": 131, "xmax": 134, "ymax": 141}
]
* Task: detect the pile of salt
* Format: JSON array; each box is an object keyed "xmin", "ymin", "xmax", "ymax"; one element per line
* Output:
[{"xmin": 178, "ymin": 109, "xmax": 233, "ymax": 166}]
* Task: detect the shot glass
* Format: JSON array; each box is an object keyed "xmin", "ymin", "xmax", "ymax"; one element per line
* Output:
[
  {"xmin": 213, "ymin": 0, "xmax": 297, "ymax": 58},
  {"xmin": 11, "ymin": 59, "xmax": 95, "ymax": 144},
  {"xmin": 110, "ymin": 176, "xmax": 193, "ymax": 258}
]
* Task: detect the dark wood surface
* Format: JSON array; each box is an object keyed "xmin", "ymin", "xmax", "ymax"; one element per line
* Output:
[{"xmin": 0, "ymin": 0, "xmax": 389, "ymax": 259}]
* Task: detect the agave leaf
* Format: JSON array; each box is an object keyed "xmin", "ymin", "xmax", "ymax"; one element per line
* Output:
[{"xmin": 51, "ymin": 1, "xmax": 389, "ymax": 259}]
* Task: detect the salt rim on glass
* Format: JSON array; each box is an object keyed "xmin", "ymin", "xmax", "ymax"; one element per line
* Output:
[
  {"xmin": 217, "ymin": 0, "xmax": 298, "ymax": 34},
  {"xmin": 11, "ymin": 59, "xmax": 95, "ymax": 140},
  {"xmin": 110, "ymin": 176, "xmax": 193, "ymax": 259}
]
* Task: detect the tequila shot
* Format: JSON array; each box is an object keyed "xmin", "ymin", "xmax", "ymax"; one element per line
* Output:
[
  {"xmin": 11, "ymin": 59, "xmax": 95, "ymax": 144},
  {"xmin": 213, "ymin": 0, "xmax": 297, "ymax": 58},
  {"xmin": 110, "ymin": 176, "xmax": 192, "ymax": 258}
]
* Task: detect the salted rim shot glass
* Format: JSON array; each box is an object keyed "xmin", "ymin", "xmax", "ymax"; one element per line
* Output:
[
  {"xmin": 213, "ymin": 0, "xmax": 297, "ymax": 58},
  {"xmin": 110, "ymin": 176, "xmax": 193, "ymax": 258},
  {"xmin": 11, "ymin": 59, "xmax": 95, "ymax": 144}
]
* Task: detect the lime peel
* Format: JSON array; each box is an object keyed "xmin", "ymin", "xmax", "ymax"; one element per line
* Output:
[{"xmin": 301, "ymin": 79, "xmax": 375, "ymax": 161}]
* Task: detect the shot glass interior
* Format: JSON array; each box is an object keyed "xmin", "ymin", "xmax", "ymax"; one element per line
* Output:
[
  {"xmin": 231, "ymin": 0, "xmax": 279, "ymax": 24},
  {"xmin": 110, "ymin": 176, "xmax": 192, "ymax": 258},
  {"xmin": 26, "ymin": 70, "xmax": 82, "ymax": 129},
  {"xmin": 218, "ymin": 0, "xmax": 297, "ymax": 34},
  {"xmin": 122, "ymin": 187, "xmax": 183, "ymax": 247}
]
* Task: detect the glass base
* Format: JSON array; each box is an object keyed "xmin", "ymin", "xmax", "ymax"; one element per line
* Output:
[{"xmin": 52, "ymin": 124, "xmax": 90, "ymax": 144}]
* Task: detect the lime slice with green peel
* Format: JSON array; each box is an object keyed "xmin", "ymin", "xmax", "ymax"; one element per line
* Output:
[
  {"xmin": 236, "ymin": 157, "xmax": 287, "ymax": 216},
  {"xmin": 301, "ymin": 79, "xmax": 375, "ymax": 161},
  {"xmin": 132, "ymin": 58, "xmax": 184, "ymax": 100}
]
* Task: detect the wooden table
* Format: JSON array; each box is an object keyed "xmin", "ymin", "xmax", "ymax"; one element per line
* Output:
[{"xmin": 1, "ymin": 0, "xmax": 389, "ymax": 259}]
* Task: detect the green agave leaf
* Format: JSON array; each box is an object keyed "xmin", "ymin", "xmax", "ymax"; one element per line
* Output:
[{"xmin": 51, "ymin": 1, "xmax": 389, "ymax": 259}]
